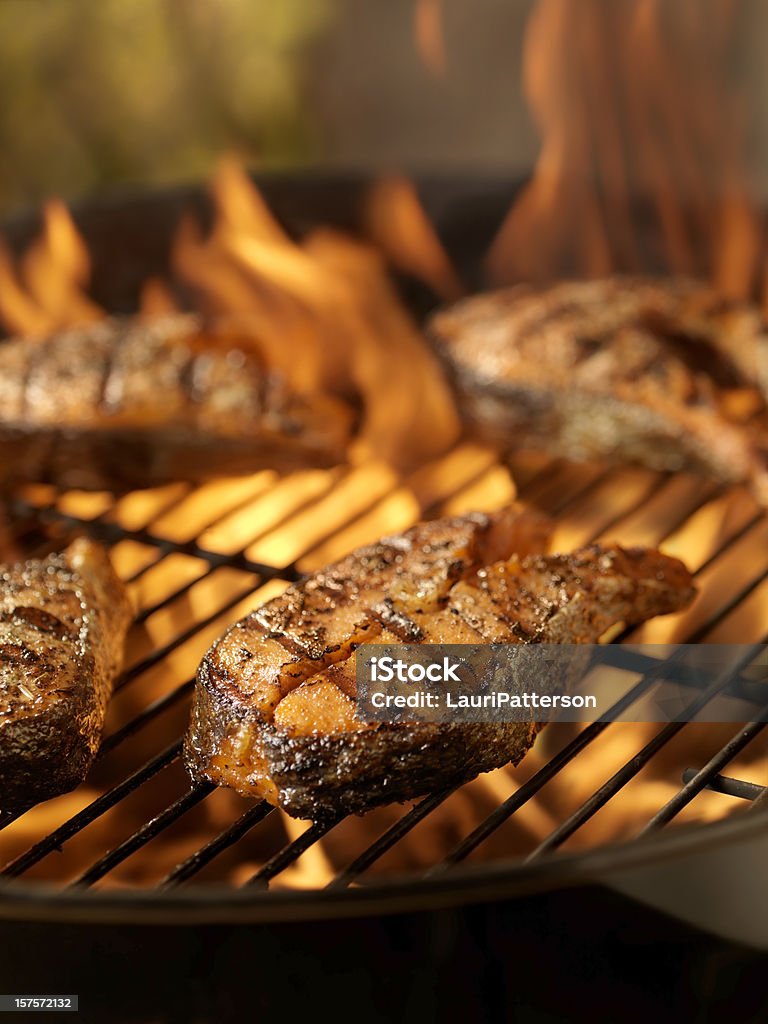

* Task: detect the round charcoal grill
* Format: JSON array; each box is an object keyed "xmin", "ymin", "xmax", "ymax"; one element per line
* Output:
[{"xmin": 1, "ymin": 177, "xmax": 768, "ymax": 1021}]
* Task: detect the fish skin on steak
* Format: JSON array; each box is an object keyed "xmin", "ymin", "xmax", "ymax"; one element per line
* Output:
[
  {"xmin": 0, "ymin": 314, "xmax": 353, "ymax": 491},
  {"xmin": 0, "ymin": 538, "xmax": 132, "ymax": 809},
  {"xmin": 184, "ymin": 507, "xmax": 695, "ymax": 819},
  {"xmin": 429, "ymin": 277, "xmax": 768, "ymax": 503}
]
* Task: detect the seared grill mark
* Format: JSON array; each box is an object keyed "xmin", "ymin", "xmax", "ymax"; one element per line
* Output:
[
  {"xmin": 98, "ymin": 320, "xmax": 131, "ymax": 414},
  {"xmin": 248, "ymin": 613, "xmax": 313, "ymax": 660},
  {"xmin": 369, "ymin": 599, "xmax": 424, "ymax": 641},
  {"xmin": 639, "ymin": 315, "xmax": 750, "ymax": 390},
  {"xmin": 20, "ymin": 337, "xmax": 47, "ymax": 420},
  {"xmin": 0, "ymin": 314, "xmax": 352, "ymax": 491},
  {"xmin": 177, "ymin": 347, "xmax": 203, "ymax": 407},
  {"xmin": 1, "ymin": 606, "xmax": 74, "ymax": 638}
]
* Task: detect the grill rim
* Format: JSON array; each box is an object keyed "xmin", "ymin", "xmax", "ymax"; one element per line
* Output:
[{"xmin": 0, "ymin": 806, "xmax": 764, "ymax": 924}]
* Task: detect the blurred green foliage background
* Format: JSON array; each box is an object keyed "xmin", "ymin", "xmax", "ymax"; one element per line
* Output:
[
  {"xmin": 0, "ymin": 0, "xmax": 333, "ymax": 212},
  {"xmin": 2, "ymin": 1, "xmax": 768, "ymax": 219}
]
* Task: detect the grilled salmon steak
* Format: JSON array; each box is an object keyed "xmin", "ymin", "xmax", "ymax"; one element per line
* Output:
[
  {"xmin": 0, "ymin": 314, "xmax": 353, "ymax": 491},
  {"xmin": 430, "ymin": 277, "xmax": 768, "ymax": 504},
  {"xmin": 0, "ymin": 539, "xmax": 132, "ymax": 808},
  {"xmin": 185, "ymin": 507, "xmax": 695, "ymax": 819}
]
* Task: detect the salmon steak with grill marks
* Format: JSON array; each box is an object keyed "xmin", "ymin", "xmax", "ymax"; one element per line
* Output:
[
  {"xmin": 0, "ymin": 539, "xmax": 132, "ymax": 809},
  {"xmin": 0, "ymin": 314, "xmax": 353, "ymax": 491},
  {"xmin": 184, "ymin": 506, "xmax": 695, "ymax": 819},
  {"xmin": 429, "ymin": 277, "xmax": 768, "ymax": 504}
]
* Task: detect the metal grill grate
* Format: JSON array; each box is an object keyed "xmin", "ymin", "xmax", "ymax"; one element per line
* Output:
[{"xmin": 1, "ymin": 448, "xmax": 768, "ymax": 899}]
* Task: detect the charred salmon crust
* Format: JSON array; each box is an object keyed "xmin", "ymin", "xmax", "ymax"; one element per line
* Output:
[
  {"xmin": 260, "ymin": 721, "xmax": 540, "ymax": 820},
  {"xmin": 0, "ymin": 314, "xmax": 353, "ymax": 491},
  {"xmin": 429, "ymin": 277, "xmax": 768, "ymax": 504},
  {"xmin": 0, "ymin": 539, "xmax": 132, "ymax": 808},
  {"xmin": 185, "ymin": 508, "xmax": 696, "ymax": 819}
]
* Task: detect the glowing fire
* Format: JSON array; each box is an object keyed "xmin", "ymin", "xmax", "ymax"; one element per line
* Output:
[
  {"xmin": 0, "ymin": 157, "xmax": 460, "ymax": 473},
  {"xmin": 1, "ymin": 0, "xmax": 768, "ymax": 890},
  {"xmin": 0, "ymin": 200, "xmax": 102, "ymax": 336},
  {"xmin": 487, "ymin": 0, "xmax": 763, "ymax": 301},
  {"xmin": 414, "ymin": 0, "xmax": 447, "ymax": 78},
  {"xmin": 364, "ymin": 175, "xmax": 464, "ymax": 302},
  {"xmin": 172, "ymin": 157, "xmax": 463, "ymax": 469}
]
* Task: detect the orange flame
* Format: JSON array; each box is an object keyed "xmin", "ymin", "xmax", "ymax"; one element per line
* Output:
[
  {"xmin": 488, "ymin": 0, "xmax": 762, "ymax": 299},
  {"xmin": 0, "ymin": 200, "xmax": 102, "ymax": 337},
  {"xmin": 414, "ymin": 0, "xmax": 447, "ymax": 78},
  {"xmin": 139, "ymin": 277, "xmax": 179, "ymax": 318},
  {"xmin": 0, "ymin": 156, "xmax": 461, "ymax": 472},
  {"xmin": 364, "ymin": 175, "xmax": 464, "ymax": 302},
  {"xmin": 0, "ymin": 239, "xmax": 52, "ymax": 337},
  {"xmin": 172, "ymin": 158, "xmax": 460, "ymax": 469}
]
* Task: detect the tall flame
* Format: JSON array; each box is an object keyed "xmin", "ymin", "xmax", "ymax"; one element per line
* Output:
[
  {"xmin": 172, "ymin": 158, "xmax": 460, "ymax": 468},
  {"xmin": 414, "ymin": 0, "xmax": 447, "ymax": 78},
  {"xmin": 488, "ymin": 0, "xmax": 762, "ymax": 299},
  {"xmin": 0, "ymin": 200, "xmax": 102, "ymax": 336},
  {"xmin": 364, "ymin": 175, "xmax": 464, "ymax": 302}
]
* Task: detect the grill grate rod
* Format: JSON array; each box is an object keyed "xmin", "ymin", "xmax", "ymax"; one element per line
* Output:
[
  {"xmin": 684, "ymin": 771, "xmax": 764, "ymax": 801},
  {"xmin": 327, "ymin": 787, "xmax": 458, "ymax": 890},
  {"xmin": 593, "ymin": 647, "xmax": 768, "ymax": 704},
  {"xmin": 160, "ymin": 802, "xmax": 275, "ymax": 888},
  {"xmin": 70, "ymin": 782, "xmax": 215, "ymax": 889},
  {"xmin": 6, "ymin": 496, "xmax": 296, "ymax": 582},
  {"xmin": 2, "ymin": 463, "xmax": 765, "ymax": 892},
  {"xmin": 245, "ymin": 819, "xmax": 340, "ymax": 887},
  {"xmin": 426, "ymin": 649, "xmax": 695, "ymax": 877},
  {"xmin": 116, "ymin": 579, "xmax": 279, "ymax": 693},
  {"xmin": 1, "ymin": 742, "xmax": 182, "ymax": 878},
  {"xmin": 97, "ymin": 680, "xmax": 196, "ymax": 758},
  {"xmin": 333, "ymin": 647, "xmax": 727, "ymax": 886},
  {"xmin": 747, "ymin": 785, "xmax": 768, "ymax": 810},
  {"xmin": 531, "ymin": 465, "xmax": 611, "ymax": 515},
  {"xmin": 684, "ymin": 570, "xmax": 768, "ymax": 645},
  {"xmin": 640, "ymin": 716, "xmax": 768, "ymax": 832},
  {"xmin": 524, "ymin": 642, "xmax": 765, "ymax": 860},
  {"xmin": 120, "ymin": 479, "xmax": 278, "ymax": 586},
  {"xmin": 352, "ymin": 642, "xmax": 743, "ymax": 885},
  {"xmin": 682, "ymin": 508, "xmax": 763, "ymax": 577},
  {"xmin": 427, "ymin": 595, "xmax": 768, "ymax": 872}
]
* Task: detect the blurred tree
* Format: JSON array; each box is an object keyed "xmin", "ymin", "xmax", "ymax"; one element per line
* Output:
[{"xmin": 0, "ymin": 0, "xmax": 333, "ymax": 211}]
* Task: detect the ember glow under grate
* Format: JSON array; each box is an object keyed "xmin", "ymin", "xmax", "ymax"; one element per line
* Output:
[{"xmin": 1, "ymin": 445, "xmax": 768, "ymax": 897}]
